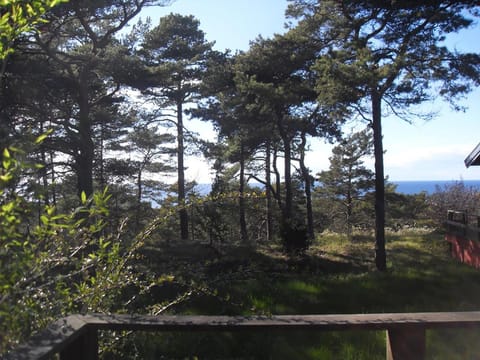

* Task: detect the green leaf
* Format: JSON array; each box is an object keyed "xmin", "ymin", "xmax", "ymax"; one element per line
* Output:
[
  {"xmin": 34, "ymin": 129, "xmax": 53, "ymax": 144},
  {"xmin": 80, "ymin": 191, "xmax": 87, "ymax": 205},
  {"xmin": 0, "ymin": 173, "xmax": 13, "ymax": 182},
  {"xmin": 40, "ymin": 215, "xmax": 49, "ymax": 225},
  {"xmin": 2, "ymin": 148, "xmax": 11, "ymax": 160}
]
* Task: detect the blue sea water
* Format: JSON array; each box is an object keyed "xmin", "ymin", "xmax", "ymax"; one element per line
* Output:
[
  {"xmin": 392, "ymin": 180, "xmax": 480, "ymax": 195},
  {"xmin": 192, "ymin": 180, "xmax": 480, "ymax": 197}
]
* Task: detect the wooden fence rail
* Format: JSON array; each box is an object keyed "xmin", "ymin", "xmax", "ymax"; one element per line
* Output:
[
  {"xmin": 5, "ymin": 312, "xmax": 480, "ymax": 360},
  {"xmin": 445, "ymin": 209, "xmax": 480, "ymax": 268},
  {"xmin": 446, "ymin": 209, "xmax": 480, "ymax": 241}
]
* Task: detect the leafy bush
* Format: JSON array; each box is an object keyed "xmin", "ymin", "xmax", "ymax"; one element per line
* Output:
[
  {"xmin": 0, "ymin": 146, "xmax": 148, "ymax": 354},
  {"xmin": 427, "ymin": 181, "xmax": 480, "ymax": 228}
]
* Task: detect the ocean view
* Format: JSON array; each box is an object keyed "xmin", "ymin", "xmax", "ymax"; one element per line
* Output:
[
  {"xmin": 391, "ymin": 180, "xmax": 480, "ymax": 194},
  {"xmin": 192, "ymin": 180, "xmax": 480, "ymax": 196}
]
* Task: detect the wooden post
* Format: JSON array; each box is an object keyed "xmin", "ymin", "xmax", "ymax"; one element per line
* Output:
[
  {"xmin": 60, "ymin": 327, "xmax": 98, "ymax": 360},
  {"xmin": 386, "ymin": 326, "xmax": 425, "ymax": 360}
]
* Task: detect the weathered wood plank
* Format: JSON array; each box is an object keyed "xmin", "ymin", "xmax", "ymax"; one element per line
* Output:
[
  {"xmin": 81, "ymin": 312, "xmax": 480, "ymax": 332},
  {"xmin": 6, "ymin": 312, "xmax": 480, "ymax": 360},
  {"xmin": 4, "ymin": 315, "xmax": 88, "ymax": 360}
]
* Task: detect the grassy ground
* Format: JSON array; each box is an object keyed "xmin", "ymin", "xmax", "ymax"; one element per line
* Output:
[{"xmin": 126, "ymin": 229, "xmax": 480, "ymax": 359}]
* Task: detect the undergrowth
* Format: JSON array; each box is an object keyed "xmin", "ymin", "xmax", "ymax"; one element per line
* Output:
[{"xmin": 120, "ymin": 229, "xmax": 480, "ymax": 359}]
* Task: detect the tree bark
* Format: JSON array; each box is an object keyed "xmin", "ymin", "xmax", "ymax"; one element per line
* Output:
[
  {"xmin": 265, "ymin": 140, "xmax": 273, "ymax": 242},
  {"xmin": 372, "ymin": 90, "xmax": 387, "ymax": 271},
  {"xmin": 239, "ymin": 140, "xmax": 248, "ymax": 243},
  {"xmin": 272, "ymin": 146, "xmax": 282, "ymax": 207},
  {"xmin": 39, "ymin": 122, "xmax": 50, "ymax": 206},
  {"xmin": 277, "ymin": 115, "xmax": 292, "ymax": 221},
  {"xmin": 49, "ymin": 151, "xmax": 57, "ymax": 207},
  {"xmin": 76, "ymin": 69, "xmax": 94, "ymax": 199},
  {"xmin": 346, "ymin": 186, "xmax": 353, "ymax": 241},
  {"xmin": 283, "ymin": 137, "xmax": 293, "ymax": 220},
  {"xmin": 177, "ymin": 101, "xmax": 189, "ymax": 241},
  {"xmin": 136, "ymin": 167, "xmax": 143, "ymax": 230},
  {"xmin": 300, "ymin": 131, "xmax": 314, "ymax": 241}
]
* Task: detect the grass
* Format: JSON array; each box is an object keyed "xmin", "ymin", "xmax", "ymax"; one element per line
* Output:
[{"xmin": 127, "ymin": 229, "xmax": 480, "ymax": 359}]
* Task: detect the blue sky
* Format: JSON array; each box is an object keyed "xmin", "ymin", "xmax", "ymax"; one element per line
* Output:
[{"xmin": 139, "ymin": 0, "xmax": 480, "ymax": 182}]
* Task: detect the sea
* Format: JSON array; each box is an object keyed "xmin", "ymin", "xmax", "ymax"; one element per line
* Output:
[
  {"xmin": 391, "ymin": 180, "xmax": 480, "ymax": 195},
  {"xmin": 194, "ymin": 180, "xmax": 480, "ymax": 196}
]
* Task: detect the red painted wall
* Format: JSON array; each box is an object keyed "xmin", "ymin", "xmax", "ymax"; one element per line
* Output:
[{"xmin": 445, "ymin": 233, "xmax": 480, "ymax": 269}]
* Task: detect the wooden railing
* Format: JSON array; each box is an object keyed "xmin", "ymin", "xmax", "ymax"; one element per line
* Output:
[
  {"xmin": 446, "ymin": 209, "xmax": 480, "ymax": 241},
  {"xmin": 5, "ymin": 312, "xmax": 480, "ymax": 360},
  {"xmin": 445, "ymin": 210, "xmax": 480, "ymax": 268}
]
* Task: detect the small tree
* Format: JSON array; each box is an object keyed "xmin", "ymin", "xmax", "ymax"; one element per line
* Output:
[
  {"xmin": 136, "ymin": 14, "xmax": 214, "ymax": 241},
  {"xmin": 317, "ymin": 129, "xmax": 375, "ymax": 239}
]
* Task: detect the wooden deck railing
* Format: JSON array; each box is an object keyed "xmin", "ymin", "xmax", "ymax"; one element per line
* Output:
[
  {"xmin": 5, "ymin": 312, "xmax": 480, "ymax": 360},
  {"xmin": 445, "ymin": 209, "xmax": 480, "ymax": 268},
  {"xmin": 446, "ymin": 209, "xmax": 480, "ymax": 241}
]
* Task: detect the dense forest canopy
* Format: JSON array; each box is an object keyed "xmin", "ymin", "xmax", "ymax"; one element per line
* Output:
[{"xmin": 2, "ymin": 0, "xmax": 480, "ymax": 355}]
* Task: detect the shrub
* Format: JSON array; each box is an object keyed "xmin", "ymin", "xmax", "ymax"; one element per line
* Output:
[
  {"xmin": 426, "ymin": 181, "xmax": 480, "ymax": 228},
  {"xmin": 0, "ymin": 147, "xmax": 147, "ymax": 354}
]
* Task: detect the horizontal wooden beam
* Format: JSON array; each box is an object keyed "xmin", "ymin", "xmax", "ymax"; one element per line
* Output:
[
  {"xmin": 81, "ymin": 312, "xmax": 480, "ymax": 332},
  {"xmin": 6, "ymin": 312, "xmax": 480, "ymax": 360}
]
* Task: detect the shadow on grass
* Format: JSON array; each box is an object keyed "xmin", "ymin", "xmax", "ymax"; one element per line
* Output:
[
  {"xmin": 127, "ymin": 231, "xmax": 480, "ymax": 359},
  {"xmin": 139, "ymin": 232, "xmax": 480, "ymax": 314}
]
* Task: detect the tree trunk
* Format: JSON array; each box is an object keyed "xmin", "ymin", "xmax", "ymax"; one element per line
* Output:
[
  {"xmin": 300, "ymin": 131, "xmax": 314, "ymax": 241},
  {"xmin": 276, "ymin": 113, "xmax": 293, "ymax": 222},
  {"xmin": 136, "ymin": 168, "xmax": 142, "ymax": 230},
  {"xmin": 50, "ymin": 151, "xmax": 57, "ymax": 207},
  {"xmin": 76, "ymin": 69, "xmax": 94, "ymax": 200},
  {"xmin": 272, "ymin": 146, "xmax": 282, "ymax": 208},
  {"xmin": 137, "ymin": 169, "xmax": 142, "ymax": 204},
  {"xmin": 239, "ymin": 140, "xmax": 248, "ymax": 243},
  {"xmin": 265, "ymin": 140, "xmax": 273, "ymax": 242},
  {"xmin": 99, "ymin": 120, "xmax": 105, "ymax": 190},
  {"xmin": 346, "ymin": 188, "xmax": 353, "ymax": 241},
  {"xmin": 177, "ymin": 101, "xmax": 189, "ymax": 241},
  {"xmin": 283, "ymin": 137, "xmax": 293, "ymax": 220},
  {"xmin": 39, "ymin": 122, "xmax": 50, "ymax": 206},
  {"xmin": 372, "ymin": 90, "xmax": 387, "ymax": 271},
  {"xmin": 346, "ymin": 170, "xmax": 353, "ymax": 241}
]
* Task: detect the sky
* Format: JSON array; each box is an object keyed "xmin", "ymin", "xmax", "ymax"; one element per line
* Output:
[{"xmin": 138, "ymin": 0, "xmax": 480, "ymax": 183}]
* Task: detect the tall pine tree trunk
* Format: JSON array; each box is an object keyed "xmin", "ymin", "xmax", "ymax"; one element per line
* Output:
[
  {"xmin": 136, "ymin": 167, "xmax": 143, "ymax": 231},
  {"xmin": 177, "ymin": 101, "xmax": 189, "ymax": 241},
  {"xmin": 272, "ymin": 146, "xmax": 282, "ymax": 208},
  {"xmin": 283, "ymin": 137, "xmax": 293, "ymax": 220},
  {"xmin": 76, "ymin": 69, "xmax": 94, "ymax": 199},
  {"xmin": 239, "ymin": 140, "xmax": 248, "ymax": 243},
  {"xmin": 346, "ymin": 187, "xmax": 353, "ymax": 241},
  {"xmin": 265, "ymin": 141, "xmax": 273, "ymax": 242},
  {"xmin": 277, "ymin": 113, "xmax": 292, "ymax": 221},
  {"xmin": 39, "ymin": 122, "xmax": 49, "ymax": 206},
  {"xmin": 50, "ymin": 151, "xmax": 56, "ymax": 207},
  {"xmin": 300, "ymin": 131, "xmax": 314, "ymax": 241},
  {"xmin": 372, "ymin": 90, "xmax": 387, "ymax": 271},
  {"xmin": 99, "ymin": 120, "xmax": 105, "ymax": 190}
]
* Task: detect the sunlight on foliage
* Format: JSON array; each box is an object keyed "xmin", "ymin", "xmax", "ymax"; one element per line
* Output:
[
  {"xmin": 0, "ymin": 146, "xmax": 152, "ymax": 353},
  {"xmin": 0, "ymin": 0, "xmax": 67, "ymax": 58}
]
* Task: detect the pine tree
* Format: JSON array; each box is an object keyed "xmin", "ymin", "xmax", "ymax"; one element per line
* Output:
[
  {"xmin": 135, "ymin": 14, "xmax": 214, "ymax": 241},
  {"xmin": 317, "ymin": 129, "xmax": 375, "ymax": 239},
  {"xmin": 287, "ymin": 0, "xmax": 480, "ymax": 269}
]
